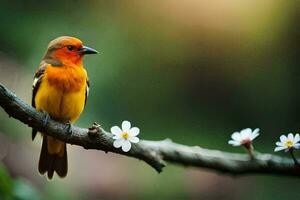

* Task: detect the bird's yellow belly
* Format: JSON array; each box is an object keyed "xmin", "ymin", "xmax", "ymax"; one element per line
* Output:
[{"xmin": 35, "ymin": 78, "xmax": 86, "ymax": 123}]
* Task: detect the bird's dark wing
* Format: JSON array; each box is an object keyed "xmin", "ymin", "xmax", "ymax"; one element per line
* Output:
[{"xmin": 32, "ymin": 62, "xmax": 47, "ymax": 140}]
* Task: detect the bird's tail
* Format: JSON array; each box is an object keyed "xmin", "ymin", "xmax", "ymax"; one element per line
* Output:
[{"xmin": 38, "ymin": 135, "xmax": 68, "ymax": 179}]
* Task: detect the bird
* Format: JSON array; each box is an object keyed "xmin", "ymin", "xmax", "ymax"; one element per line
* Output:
[{"xmin": 31, "ymin": 36, "xmax": 98, "ymax": 179}]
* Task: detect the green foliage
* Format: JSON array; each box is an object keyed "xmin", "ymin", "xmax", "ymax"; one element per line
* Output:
[
  {"xmin": 0, "ymin": 163, "xmax": 14, "ymax": 199},
  {"xmin": 0, "ymin": 163, "xmax": 40, "ymax": 200}
]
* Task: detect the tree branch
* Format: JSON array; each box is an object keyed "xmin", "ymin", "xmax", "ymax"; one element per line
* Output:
[{"xmin": 0, "ymin": 82, "xmax": 300, "ymax": 177}]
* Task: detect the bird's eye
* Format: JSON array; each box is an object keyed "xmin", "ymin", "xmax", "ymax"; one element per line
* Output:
[{"xmin": 67, "ymin": 45, "xmax": 75, "ymax": 51}]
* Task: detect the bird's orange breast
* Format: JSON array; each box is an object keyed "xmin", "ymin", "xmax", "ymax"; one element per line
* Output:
[
  {"xmin": 46, "ymin": 65, "xmax": 86, "ymax": 93},
  {"xmin": 34, "ymin": 64, "xmax": 87, "ymax": 122}
]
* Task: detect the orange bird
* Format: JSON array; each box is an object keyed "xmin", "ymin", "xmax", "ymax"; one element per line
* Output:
[{"xmin": 32, "ymin": 36, "xmax": 98, "ymax": 179}]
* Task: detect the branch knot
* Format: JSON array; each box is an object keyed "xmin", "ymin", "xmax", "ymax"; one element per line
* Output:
[{"xmin": 88, "ymin": 122, "xmax": 101, "ymax": 136}]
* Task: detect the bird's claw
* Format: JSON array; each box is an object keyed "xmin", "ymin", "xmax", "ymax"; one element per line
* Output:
[
  {"xmin": 42, "ymin": 111, "xmax": 50, "ymax": 127},
  {"xmin": 65, "ymin": 121, "xmax": 73, "ymax": 135}
]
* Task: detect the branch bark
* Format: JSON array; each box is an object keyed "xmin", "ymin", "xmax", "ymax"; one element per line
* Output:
[{"xmin": 0, "ymin": 82, "xmax": 300, "ymax": 177}]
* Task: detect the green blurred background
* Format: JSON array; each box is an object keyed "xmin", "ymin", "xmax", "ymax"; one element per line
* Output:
[{"xmin": 0, "ymin": 0, "xmax": 299, "ymax": 199}]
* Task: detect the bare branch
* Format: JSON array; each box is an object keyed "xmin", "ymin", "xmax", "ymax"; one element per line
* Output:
[{"xmin": 0, "ymin": 82, "xmax": 299, "ymax": 177}]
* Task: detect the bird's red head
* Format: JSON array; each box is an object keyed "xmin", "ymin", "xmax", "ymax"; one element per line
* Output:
[{"xmin": 44, "ymin": 36, "xmax": 98, "ymax": 66}]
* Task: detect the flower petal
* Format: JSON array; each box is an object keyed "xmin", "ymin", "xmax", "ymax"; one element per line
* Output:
[
  {"xmin": 294, "ymin": 134, "xmax": 300, "ymax": 143},
  {"xmin": 129, "ymin": 136, "xmax": 139, "ymax": 143},
  {"xmin": 240, "ymin": 128, "xmax": 251, "ymax": 140},
  {"xmin": 276, "ymin": 142, "xmax": 284, "ymax": 147},
  {"xmin": 121, "ymin": 140, "xmax": 131, "ymax": 152},
  {"xmin": 274, "ymin": 146, "xmax": 287, "ymax": 152},
  {"xmin": 231, "ymin": 132, "xmax": 241, "ymax": 141},
  {"xmin": 113, "ymin": 135, "xmax": 121, "ymax": 140},
  {"xmin": 228, "ymin": 140, "xmax": 241, "ymax": 146},
  {"xmin": 252, "ymin": 128, "xmax": 260, "ymax": 135},
  {"xmin": 250, "ymin": 128, "xmax": 260, "ymax": 140},
  {"xmin": 129, "ymin": 127, "xmax": 140, "ymax": 137},
  {"xmin": 241, "ymin": 128, "xmax": 251, "ymax": 136},
  {"xmin": 280, "ymin": 135, "xmax": 287, "ymax": 142},
  {"xmin": 111, "ymin": 126, "xmax": 122, "ymax": 136},
  {"xmin": 122, "ymin": 121, "xmax": 131, "ymax": 132},
  {"xmin": 293, "ymin": 143, "xmax": 300, "ymax": 149},
  {"xmin": 288, "ymin": 133, "xmax": 294, "ymax": 141},
  {"xmin": 113, "ymin": 138, "xmax": 124, "ymax": 148},
  {"xmin": 250, "ymin": 133, "xmax": 259, "ymax": 140}
]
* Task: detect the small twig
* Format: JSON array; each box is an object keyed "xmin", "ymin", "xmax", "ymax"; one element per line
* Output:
[
  {"xmin": 243, "ymin": 143, "xmax": 254, "ymax": 160},
  {"xmin": 289, "ymin": 149, "xmax": 299, "ymax": 166}
]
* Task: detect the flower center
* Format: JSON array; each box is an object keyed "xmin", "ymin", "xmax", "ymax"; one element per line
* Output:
[
  {"xmin": 285, "ymin": 140, "xmax": 294, "ymax": 148},
  {"xmin": 121, "ymin": 132, "xmax": 129, "ymax": 139}
]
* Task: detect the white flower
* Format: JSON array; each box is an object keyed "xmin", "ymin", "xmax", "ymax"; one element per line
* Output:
[
  {"xmin": 228, "ymin": 128, "xmax": 260, "ymax": 146},
  {"xmin": 111, "ymin": 120, "xmax": 140, "ymax": 152},
  {"xmin": 274, "ymin": 133, "xmax": 300, "ymax": 152}
]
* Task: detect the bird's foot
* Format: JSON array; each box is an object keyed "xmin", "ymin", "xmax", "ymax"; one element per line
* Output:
[
  {"xmin": 65, "ymin": 121, "xmax": 73, "ymax": 135},
  {"xmin": 42, "ymin": 111, "xmax": 50, "ymax": 127}
]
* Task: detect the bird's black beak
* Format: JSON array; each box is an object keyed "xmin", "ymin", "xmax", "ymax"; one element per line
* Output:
[{"xmin": 78, "ymin": 46, "xmax": 98, "ymax": 55}]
